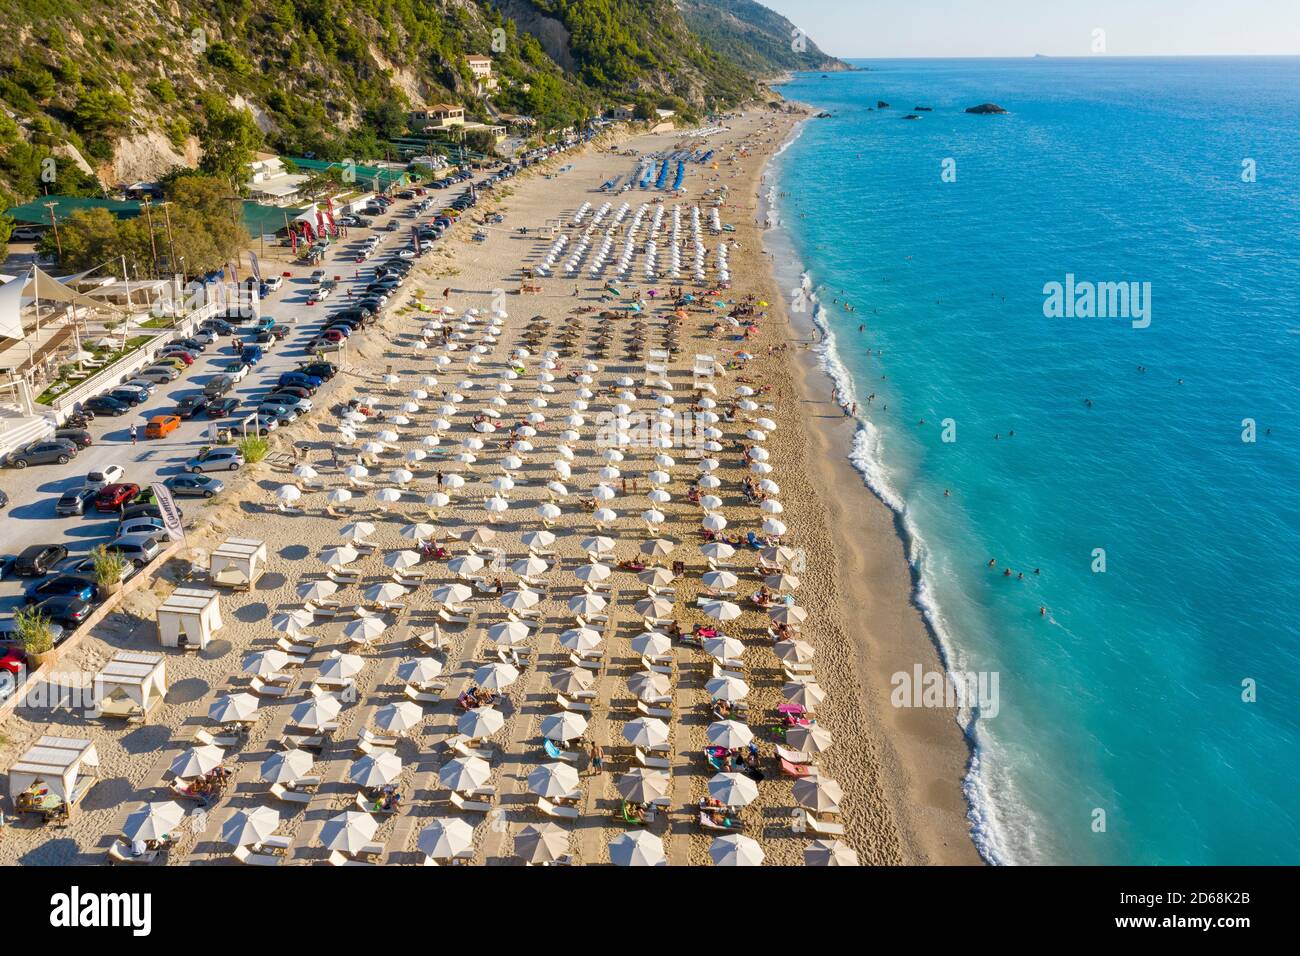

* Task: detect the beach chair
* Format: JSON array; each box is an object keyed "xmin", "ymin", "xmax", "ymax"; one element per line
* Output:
[
  {"xmin": 543, "ymin": 738, "xmax": 580, "ymax": 762},
  {"xmin": 537, "ymin": 797, "xmax": 580, "ymax": 820},
  {"xmin": 405, "ymin": 684, "xmax": 444, "ymax": 704},
  {"xmin": 776, "ymin": 745, "xmax": 814, "ymax": 766},
  {"xmin": 250, "ymin": 677, "xmax": 291, "ymax": 698},
  {"xmin": 233, "ymin": 845, "xmax": 283, "ymax": 866},
  {"xmin": 635, "ymin": 747, "xmax": 671, "ymax": 770},
  {"xmin": 450, "ymin": 791, "xmax": 493, "ymax": 814},
  {"xmin": 413, "ymin": 627, "xmax": 449, "ymax": 654},
  {"xmin": 437, "ymin": 608, "xmax": 472, "ymax": 625},
  {"xmin": 497, "ymin": 646, "xmax": 532, "ymax": 669},
  {"xmin": 555, "ymin": 694, "xmax": 592, "ymax": 714},
  {"xmin": 780, "ymin": 757, "xmax": 816, "ymax": 778},
  {"xmin": 568, "ymin": 652, "xmax": 603, "ymax": 672},
  {"xmin": 393, "ymin": 571, "xmax": 426, "ymax": 587},
  {"xmin": 454, "ymin": 740, "xmax": 494, "ymax": 761},
  {"xmin": 636, "ymin": 700, "xmax": 672, "ymax": 719},
  {"xmin": 505, "ymin": 612, "xmax": 540, "ymax": 629},
  {"xmin": 359, "ymin": 728, "xmax": 399, "ymax": 750},
  {"xmin": 328, "ymin": 850, "xmax": 376, "ymax": 867},
  {"xmin": 801, "ymin": 809, "xmax": 845, "ymax": 836},
  {"xmin": 192, "ymin": 729, "xmax": 239, "ymax": 748},
  {"xmin": 640, "ymin": 655, "xmax": 673, "ymax": 676},
  {"xmin": 698, "ymin": 810, "xmax": 743, "ymax": 832},
  {"xmin": 280, "ymin": 733, "xmax": 325, "ymax": 751},
  {"xmin": 108, "ymin": 841, "xmax": 158, "ymax": 865},
  {"xmin": 275, "ymin": 638, "xmax": 314, "ymax": 658},
  {"xmin": 270, "ymin": 783, "xmax": 313, "ymax": 805}
]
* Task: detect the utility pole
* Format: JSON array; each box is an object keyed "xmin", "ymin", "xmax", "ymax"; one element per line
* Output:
[
  {"xmin": 159, "ymin": 200, "xmax": 178, "ymax": 277},
  {"xmin": 44, "ymin": 201, "xmax": 62, "ymax": 258},
  {"xmin": 141, "ymin": 197, "xmax": 160, "ymax": 276}
]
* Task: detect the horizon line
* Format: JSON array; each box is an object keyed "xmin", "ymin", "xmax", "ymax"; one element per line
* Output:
[{"xmin": 830, "ymin": 53, "xmax": 1300, "ymax": 61}]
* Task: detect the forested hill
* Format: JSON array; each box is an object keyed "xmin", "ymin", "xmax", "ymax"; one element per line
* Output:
[{"xmin": 679, "ymin": 0, "xmax": 850, "ymax": 76}]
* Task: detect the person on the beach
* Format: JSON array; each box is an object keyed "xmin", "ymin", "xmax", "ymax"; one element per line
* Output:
[
  {"xmin": 129, "ymin": 424, "xmax": 137, "ymax": 445},
  {"xmin": 589, "ymin": 742, "xmax": 604, "ymax": 775}
]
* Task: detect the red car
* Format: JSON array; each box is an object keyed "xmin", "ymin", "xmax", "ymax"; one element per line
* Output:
[
  {"xmin": 160, "ymin": 349, "xmax": 195, "ymax": 366},
  {"xmin": 319, "ymin": 329, "xmax": 345, "ymax": 344},
  {"xmin": 94, "ymin": 482, "xmax": 141, "ymax": 512}
]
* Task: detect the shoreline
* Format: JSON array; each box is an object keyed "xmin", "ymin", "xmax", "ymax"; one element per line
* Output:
[{"xmin": 751, "ymin": 109, "xmax": 981, "ymax": 864}]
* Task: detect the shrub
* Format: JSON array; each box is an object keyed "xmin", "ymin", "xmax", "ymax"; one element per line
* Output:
[
  {"xmin": 90, "ymin": 543, "xmax": 128, "ymax": 589},
  {"xmin": 14, "ymin": 606, "xmax": 55, "ymax": 656},
  {"xmin": 238, "ymin": 435, "xmax": 269, "ymax": 462}
]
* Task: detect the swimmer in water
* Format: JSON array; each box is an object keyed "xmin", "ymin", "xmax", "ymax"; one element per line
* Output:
[{"xmin": 988, "ymin": 559, "xmax": 997, "ymax": 567}]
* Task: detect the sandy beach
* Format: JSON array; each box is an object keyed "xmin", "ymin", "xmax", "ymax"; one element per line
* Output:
[{"xmin": 0, "ymin": 104, "xmax": 977, "ymax": 866}]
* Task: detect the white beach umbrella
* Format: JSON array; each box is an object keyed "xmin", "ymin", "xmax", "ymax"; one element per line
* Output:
[
  {"xmin": 473, "ymin": 661, "xmax": 519, "ymax": 691},
  {"xmin": 786, "ymin": 722, "xmax": 834, "ymax": 755},
  {"xmin": 297, "ymin": 579, "xmax": 340, "ymax": 603},
  {"xmin": 209, "ymin": 692, "xmax": 258, "ymax": 724},
  {"xmin": 373, "ymin": 701, "xmax": 423, "ymax": 735},
  {"xmin": 762, "ymin": 518, "xmax": 788, "ymax": 537},
  {"xmin": 609, "ymin": 830, "xmax": 666, "ymax": 867},
  {"xmin": 448, "ymin": 555, "xmax": 485, "ymax": 577},
  {"xmin": 432, "ymin": 583, "xmax": 473, "ymax": 607},
  {"xmin": 708, "ymin": 771, "xmax": 759, "ymax": 807},
  {"xmin": 537, "ymin": 502, "xmax": 562, "ymax": 521},
  {"xmin": 528, "ymin": 761, "xmax": 581, "ymax": 798},
  {"xmin": 327, "ymin": 488, "xmax": 353, "ymax": 505},
  {"xmin": 515, "ymin": 823, "xmax": 570, "ymax": 865},
  {"xmin": 272, "ymin": 608, "xmax": 315, "ymax": 637},
  {"xmin": 342, "ymin": 614, "xmax": 388, "ymax": 643},
  {"xmin": 486, "ymin": 619, "xmax": 532, "ymax": 646},
  {"xmin": 458, "ymin": 706, "xmax": 505, "ymax": 740},
  {"xmin": 377, "ymin": 487, "xmax": 403, "ymax": 505},
  {"xmin": 703, "ymin": 635, "xmax": 745, "ymax": 662},
  {"xmin": 622, "ymin": 716, "xmax": 670, "ymax": 749},
  {"xmin": 384, "ymin": 550, "xmax": 422, "ymax": 572},
  {"xmin": 705, "ymin": 674, "xmax": 750, "ymax": 702},
  {"xmin": 706, "ymin": 720, "xmax": 754, "ymax": 749},
  {"xmin": 701, "ymin": 600, "xmax": 741, "ymax": 622},
  {"xmin": 398, "ymin": 658, "xmax": 444, "ymax": 684},
  {"xmin": 364, "ymin": 581, "xmax": 409, "ymax": 603},
  {"xmin": 630, "ymin": 631, "xmax": 671, "ymax": 658},
  {"xmin": 774, "ymin": 639, "xmax": 815, "ymax": 665},
  {"xmin": 522, "ymin": 529, "xmax": 556, "ymax": 551},
  {"xmin": 539, "ymin": 711, "xmax": 588, "ymax": 744},
  {"xmin": 581, "ymin": 536, "xmax": 615, "ymax": 555},
  {"xmin": 124, "ymin": 801, "xmax": 186, "ymax": 843},
  {"xmin": 550, "ymin": 666, "xmax": 594, "ymax": 695},
  {"xmin": 512, "ymin": 554, "xmax": 549, "ymax": 578},
  {"xmin": 260, "ymin": 748, "xmax": 313, "ymax": 785},
  {"xmin": 568, "ymin": 592, "xmax": 607, "ymax": 616},
  {"xmin": 769, "ymin": 604, "xmax": 808, "ymax": 626},
  {"xmin": 500, "ymin": 588, "xmax": 542, "ymax": 612},
  {"xmin": 439, "ymin": 755, "xmax": 491, "ymax": 792},
  {"xmin": 320, "ymin": 545, "xmax": 360, "ymax": 568},
  {"xmin": 627, "ymin": 670, "xmax": 670, "ymax": 701},
  {"xmin": 339, "ymin": 521, "xmax": 377, "ymax": 542},
  {"xmin": 709, "ymin": 833, "xmax": 765, "ymax": 867},
  {"xmin": 702, "ymin": 569, "xmax": 738, "ymax": 591},
  {"xmin": 319, "ymin": 810, "xmax": 378, "ymax": 854},
  {"xmin": 320, "ymin": 652, "xmax": 365, "ymax": 681},
  {"xmin": 243, "ymin": 649, "xmax": 289, "ymax": 678},
  {"xmin": 574, "ymin": 562, "xmax": 611, "ymax": 583},
  {"xmin": 616, "ymin": 768, "xmax": 670, "ymax": 803},
  {"xmin": 171, "ymin": 745, "xmax": 225, "ymax": 780},
  {"xmin": 701, "ymin": 513, "xmax": 728, "ymax": 533},
  {"xmin": 805, "ymin": 839, "xmax": 860, "ymax": 866},
  {"xmin": 783, "ymin": 680, "xmax": 827, "ymax": 710},
  {"xmin": 793, "ymin": 775, "xmax": 845, "ymax": 814},
  {"xmin": 349, "ymin": 751, "xmax": 403, "ymax": 788},
  {"xmin": 276, "ymin": 484, "xmax": 302, "ymax": 503}
]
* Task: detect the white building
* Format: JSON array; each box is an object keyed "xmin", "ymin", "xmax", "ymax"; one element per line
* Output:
[{"xmin": 247, "ymin": 152, "xmax": 309, "ymax": 205}]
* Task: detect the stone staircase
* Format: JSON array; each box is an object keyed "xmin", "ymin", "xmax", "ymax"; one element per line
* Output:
[{"xmin": 0, "ymin": 407, "xmax": 55, "ymax": 459}]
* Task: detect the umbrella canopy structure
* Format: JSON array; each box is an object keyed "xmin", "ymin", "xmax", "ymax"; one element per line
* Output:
[
  {"xmin": 709, "ymin": 833, "xmax": 765, "ymax": 866},
  {"xmin": 123, "ymin": 801, "xmax": 186, "ymax": 843},
  {"xmin": 609, "ymin": 829, "xmax": 666, "ymax": 866},
  {"xmin": 786, "ymin": 722, "xmax": 834, "ymax": 755},
  {"xmin": 769, "ymin": 604, "xmax": 808, "ymax": 626},
  {"xmin": 701, "ymin": 600, "xmax": 741, "ymax": 622},
  {"xmin": 805, "ymin": 839, "xmax": 860, "ymax": 866},
  {"xmin": 515, "ymin": 822, "xmax": 569, "ymax": 865},
  {"xmin": 782, "ymin": 680, "xmax": 827, "ymax": 710},
  {"xmin": 634, "ymin": 594, "xmax": 674, "ymax": 619},
  {"xmin": 438, "ymin": 755, "xmax": 491, "ymax": 792},
  {"xmin": 472, "ymin": 661, "xmax": 519, "ymax": 691},
  {"xmin": 320, "ymin": 545, "xmax": 360, "ymax": 568},
  {"xmin": 549, "ymin": 666, "xmax": 594, "ymax": 694},
  {"xmin": 707, "ymin": 772, "xmax": 760, "ymax": 807},
  {"xmin": 373, "ymin": 701, "xmax": 424, "ymax": 735},
  {"xmin": 527, "ymin": 761, "xmax": 581, "ymax": 798},
  {"xmin": 630, "ymin": 631, "xmax": 671, "ymax": 658},
  {"xmin": 418, "ymin": 817, "xmax": 475, "ymax": 860},
  {"xmin": 272, "ymin": 609, "xmax": 315, "ymax": 637},
  {"xmin": 290, "ymin": 694, "xmax": 342, "ymax": 730},
  {"xmin": 171, "ymin": 744, "xmax": 224, "ymax": 780},
  {"xmin": 398, "ymin": 658, "xmax": 444, "ymax": 684},
  {"xmin": 457, "ymin": 706, "xmax": 505, "ymax": 739},
  {"xmin": 260, "ymin": 748, "xmax": 314, "ymax": 784},
  {"xmin": 319, "ymin": 810, "xmax": 378, "ymax": 853},
  {"xmin": 616, "ymin": 768, "xmax": 670, "ymax": 803},
  {"xmin": 705, "ymin": 674, "xmax": 750, "ymax": 702},
  {"xmin": 349, "ymin": 751, "xmax": 403, "ymax": 788},
  {"xmin": 539, "ymin": 710, "xmax": 588, "ymax": 742},
  {"xmin": 627, "ymin": 670, "xmax": 670, "ymax": 701},
  {"xmin": 706, "ymin": 720, "xmax": 754, "ymax": 749},
  {"xmin": 343, "ymin": 615, "xmax": 388, "ymax": 643},
  {"xmin": 221, "ymin": 805, "xmax": 280, "ymax": 847},
  {"xmin": 319, "ymin": 652, "xmax": 365, "ymax": 681},
  {"xmin": 209, "ymin": 692, "xmax": 258, "ymax": 724},
  {"xmin": 622, "ymin": 717, "xmax": 670, "ymax": 749},
  {"xmin": 793, "ymin": 775, "xmax": 845, "ymax": 814},
  {"xmin": 243, "ymin": 649, "xmax": 290, "ymax": 678}
]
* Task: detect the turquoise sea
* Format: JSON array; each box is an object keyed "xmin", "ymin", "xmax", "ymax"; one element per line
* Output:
[{"xmin": 769, "ymin": 58, "xmax": 1300, "ymax": 865}]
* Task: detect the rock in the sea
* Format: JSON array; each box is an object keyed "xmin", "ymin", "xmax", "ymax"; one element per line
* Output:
[
  {"xmin": 913, "ymin": 106, "xmax": 933, "ymax": 111},
  {"xmin": 877, "ymin": 100, "xmax": 890, "ymax": 109},
  {"xmin": 903, "ymin": 114, "xmax": 921, "ymax": 120},
  {"xmin": 965, "ymin": 103, "xmax": 1008, "ymax": 114}
]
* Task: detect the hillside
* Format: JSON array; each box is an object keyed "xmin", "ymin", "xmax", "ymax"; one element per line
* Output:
[
  {"xmin": 0, "ymin": 0, "xmax": 832, "ymax": 210},
  {"xmin": 678, "ymin": 0, "xmax": 850, "ymax": 76}
]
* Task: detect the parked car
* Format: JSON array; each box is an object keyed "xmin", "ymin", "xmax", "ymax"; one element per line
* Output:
[
  {"xmin": 263, "ymin": 276, "xmax": 283, "ymax": 292},
  {"xmin": 84, "ymin": 465, "xmax": 125, "ymax": 491},
  {"xmin": 205, "ymin": 397, "xmax": 240, "ymax": 418},
  {"xmin": 158, "ymin": 348, "xmax": 195, "ymax": 365},
  {"xmin": 24, "ymin": 575, "xmax": 97, "ymax": 606},
  {"xmin": 0, "ymin": 489, "xmax": 7, "ymax": 510},
  {"xmin": 105, "ymin": 534, "xmax": 164, "ymax": 568},
  {"xmin": 258, "ymin": 403, "xmax": 298, "ymax": 425},
  {"xmin": 151, "ymin": 357, "xmax": 189, "ymax": 371},
  {"xmin": 253, "ymin": 415, "xmax": 280, "ymax": 436},
  {"xmin": 137, "ymin": 366, "xmax": 179, "ymax": 385},
  {"xmin": 203, "ymin": 374, "xmax": 236, "ymax": 398},
  {"xmin": 240, "ymin": 345, "xmax": 264, "ymax": 366},
  {"xmin": 176, "ymin": 395, "xmax": 211, "ymax": 419},
  {"xmin": 300, "ymin": 362, "xmax": 337, "ymax": 380},
  {"xmin": 164, "ymin": 474, "xmax": 225, "ymax": 498},
  {"xmin": 186, "ymin": 447, "xmax": 245, "ymax": 473},
  {"xmin": 84, "ymin": 395, "xmax": 130, "ymax": 416},
  {"xmin": 108, "ymin": 387, "xmax": 147, "ymax": 406},
  {"xmin": 145, "ymin": 415, "xmax": 181, "ymax": 439},
  {"xmin": 280, "ymin": 371, "xmax": 322, "ymax": 390},
  {"xmin": 14, "ymin": 544, "xmax": 69, "ymax": 577},
  {"xmin": 5, "ymin": 438, "xmax": 78, "ymax": 468},
  {"xmin": 200, "ymin": 318, "xmax": 235, "ymax": 336},
  {"xmin": 94, "ymin": 483, "xmax": 141, "ymax": 512},
  {"xmin": 123, "ymin": 378, "xmax": 157, "ymax": 396},
  {"xmin": 117, "ymin": 516, "xmax": 177, "ymax": 542},
  {"xmin": 264, "ymin": 393, "xmax": 313, "ymax": 413},
  {"xmin": 55, "ymin": 487, "xmax": 98, "ymax": 516},
  {"xmin": 29, "ymin": 595, "xmax": 92, "ymax": 627},
  {"xmin": 176, "ymin": 337, "xmax": 208, "ymax": 353},
  {"xmin": 271, "ymin": 385, "xmax": 312, "ymax": 401},
  {"xmin": 191, "ymin": 330, "xmax": 217, "ymax": 346},
  {"xmin": 54, "ymin": 428, "xmax": 93, "ymax": 449},
  {"xmin": 269, "ymin": 324, "xmax": 292, "ymax": 340},
  {"xmin": 120, "ymin": 501, "xmax": 182, "ymax": 523}
]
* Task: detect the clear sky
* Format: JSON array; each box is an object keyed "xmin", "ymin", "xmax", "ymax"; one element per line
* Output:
[{"xmin": 761, "ymin": 0, "xmax": 1300, "ymax": 58}]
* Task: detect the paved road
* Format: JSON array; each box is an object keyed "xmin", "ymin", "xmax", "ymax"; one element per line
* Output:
[{"xmin": 0, "ymin": 182, "xmax": 481, "ymax": 617}]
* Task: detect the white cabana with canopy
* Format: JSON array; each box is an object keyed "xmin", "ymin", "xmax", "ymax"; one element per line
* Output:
[
  {"xmin": 209, "ymin": 537, "xmax": 268, "ymax": 590},
  {"xmin": 156, "ymin": 587, "xmax": 223, "ymax": 651},
  {"xmin": 94, "ymin": 651, "xmax": 167, "ymax": 721},
  {"xmin": 8, "ymin": 736, "xmax": 99, "ymax": 815}
]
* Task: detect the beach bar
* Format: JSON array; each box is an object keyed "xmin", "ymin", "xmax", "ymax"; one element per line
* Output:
[
  {"xmin": 8, "ymin": 736, "xmax": 99, "ymax": 819},
  {"xmin": 94, "ymin": 651, "xmax": 167, "ymax": 722},
  {"xmin": 156, "ymin": 588, "xmax": 223, "ymax": 651},
  {"xmin": 209, "ymin": 538, "xmax": 268, "ymax": 590}
]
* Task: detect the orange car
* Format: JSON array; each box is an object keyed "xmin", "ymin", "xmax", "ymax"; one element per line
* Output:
[{"xmin": 145, "ymin": 415, "xmax": 181, "ymax": 439}]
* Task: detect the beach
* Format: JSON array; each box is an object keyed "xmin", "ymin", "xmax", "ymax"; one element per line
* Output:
[{"xmin": 0, "ymin": 103, "xmax": 977, "ymax": 866}]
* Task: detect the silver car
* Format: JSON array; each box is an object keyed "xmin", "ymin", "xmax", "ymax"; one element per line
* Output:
[
  {"xmin": 186, "ymin": 447, "xmax": 245, "ymax": 473},
  {"xmin": 106, "ymin": 533, "xmax": 165, "ymax": 568}
]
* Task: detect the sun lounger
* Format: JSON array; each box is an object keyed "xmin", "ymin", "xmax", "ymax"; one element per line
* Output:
[
  {"xmin": 555, "ymin": 694, "xmax": 592, "ymax": 713},
  {"xmin": 636, "ymin": 700, "xmax": 672, "ymax": 719},
  {"xmin": 568, "ymin": 652, "xmax": 603, "ymax": 672},
  {"xmin": 574, "ymin": 613, "xmax": 609, "ymax": 626},
  {"xmin": 358, "ymin": 729, "xmax": 398, "ymax": 750},
  {"xmin": 327, "ymin": 570, "xmax": 362, "ymax": 585},
  {"xmin": 780, "ymin": 757, "xmax": 816, "ymax": 778},
  {"xmin": 640, "ymin": 656, "xmax": 672, "ymax": 676},
  {"xmin": 505, "ymin": 612, "xmax": 539, "ymax": 628},
  {"xmin": 635, "ymin": 747, "xmax": 671, "ymax": 770},
  {"xmin": 270, "ymin": 783, "xmax": 313, "ymax": 805},
  {"xmin": 454, "ymin": 740, "xmax": 494, "ymax": 761},
  {"xmin": 290, "ymin": 776, "xmax": 321, "ymax": 789},
  {"xmin": 192, "ymin": 729, "xmax": 239, "ymax": 748},
  {"xmin": 250, "ymin": 677, "xmax": 291, "ymax": 698},
  {"xmin": 280, "ymin": 733, "xmax": 325, "ymax": 751},
  {"xmin": 699, "ymin": 811, "xmax": 743, "ymax": 831},
  {"xmin": 543, "ymin": 738, "xmax": 580, "ymax": 762},
  {"xmin": 356, "ymin": 792, "xmax": 399, "ymax": 815},
  {"xmin": 801, "ymin": 809, "xmax": 845, "ymax": 836},
  {"xmin": 776, "ymin": 745, "xmax": 814, "ymax": 766},
  {"xmin": 450, "ymin": 791, "xmax": 493, "ymax": 813},
  {"xmin": 404, "ymin": 684, "xmax": 444, "ymax": 704},
  {"xmin": 234, "ymin": 845, "xmax": 283, "ymax": 866},
  {"xmin": 413, "ymin": 628, "xmax": 449, "ymax": 653},
  {"xmin": 537, "ymin": 797, "xmax": 580, "ymax": 820},
  {"xmin": 437, "ymin": 609, "xmax": 472, "ymax": 625},
  {"xmin": 328, "ymin": 850, "xmax": 375, "ymax": 867},
  {"xmin": 108, "ymin": 841, "xmax": 158, "ymax": 865},
  {"xmin": 276, "ymin": 638, "xmax": 314, "ymax": 657}
]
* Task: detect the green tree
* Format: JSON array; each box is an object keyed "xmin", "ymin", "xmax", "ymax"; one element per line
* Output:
[{"xmin": 198, "ymin": 101, "xmax": 262, "ymax": 187}]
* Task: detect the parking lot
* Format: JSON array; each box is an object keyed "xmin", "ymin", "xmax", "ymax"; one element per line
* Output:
[{"xmin": 0, "ymin": 169, "xmax": 502, "ymax": 630}]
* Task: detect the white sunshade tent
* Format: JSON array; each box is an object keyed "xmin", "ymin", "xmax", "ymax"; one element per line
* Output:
[
  {"xmin": 94, "ymin": 651, "xmax": 167, "ymax": 721},
  {"xmin": 209, "ymin": 538, "xmax": 268, "ymax": 590},
  {"xmin": 156, "ymin": 588, "xmax": 223, "ymax": 650},
  {"xmin": 8, "ymin": 736, "xmax": 100, "ymax": 813}
]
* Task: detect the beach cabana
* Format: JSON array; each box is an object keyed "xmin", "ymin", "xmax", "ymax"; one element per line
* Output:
[
  {"xmin": 156, "ymin": 587, "xmax": 223, "ymax": 651},
  {"xmin": 209, "ymin": 538, "xmax": 268, "ymax": 590},
  {"xmin": 8, "ymin": 736, "xmax": 99, "ymax": 818},
  {"xmin": 94, "ymin": 651, "xmax": 167, "ymax": 722}
]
